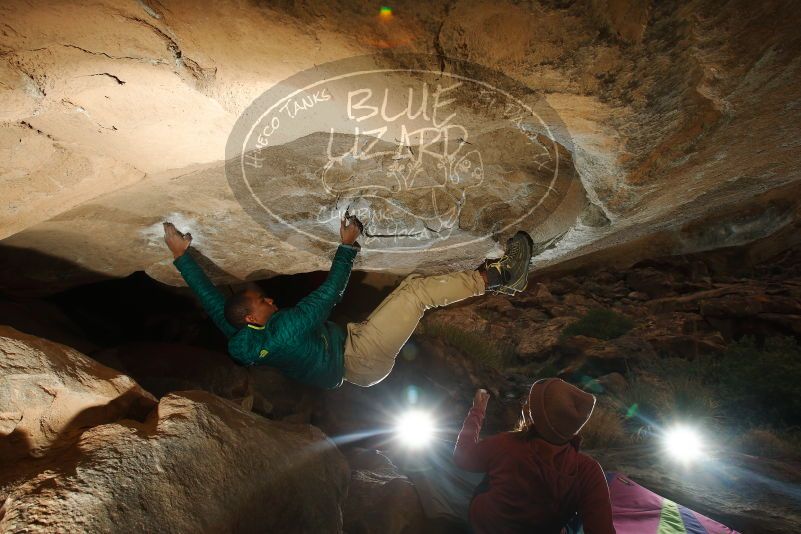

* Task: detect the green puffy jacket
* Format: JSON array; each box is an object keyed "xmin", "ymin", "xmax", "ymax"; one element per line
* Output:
[{"xmin": 173, "ymin": 244, "xmax": 358, "ymax": 389}]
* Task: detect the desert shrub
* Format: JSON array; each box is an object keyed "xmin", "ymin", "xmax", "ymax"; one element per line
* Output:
[
  {"xmin": 580, "ymin": 403, "xmax": 629, "ymax": 449},
  {"xmin": 609, "ymin": 336, "xmax": 801, "ymax": 454},
  {"xmin": 715, "ymin": 336, "xmax": 801, "ymax": 426},
  {"xmin": 645, "ymin": 358, "xmax": 721, "ymax": 422},
  {"xmin": 616, "ymin": 373, "xmax": 667, "ymax": 431},
  {"xmin": 425, "ymin": 322, "xmax": 515, "ymax": 370},
  {"xmin": 535, "ymin": 361, "xmax": 560, "ymax": 379},
  {"xmin": 616, "ymin": 363, "xmax": 722, "ymax": 436},
  {"xmin": 618, "ymin": 336, "xmax": 801, "ymax": 434},
  {"xmin": 560, "ymin": 308, "xmax": 634, "ymax": 341},
  {"xmin": 735, "ymin": 428, "xmax": 800, "ymax": 459}
]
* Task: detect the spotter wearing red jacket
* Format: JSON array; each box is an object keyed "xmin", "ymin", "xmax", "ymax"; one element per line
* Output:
[{"xmin": 454, "ymin": 379, "xmax": 616, "ymax": 534}]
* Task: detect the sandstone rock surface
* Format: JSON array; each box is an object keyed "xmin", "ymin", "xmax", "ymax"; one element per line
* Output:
[
  {"xmin": 0, "ymin": 0, "xmax": 800, "ymax": 293},
  {"xmin": 0, "ymin": 329, "xmax": 350, "ymax": 533},
  {"xmin": 1, "ymin": 391, "xmax": 350, "ymax": 534},
  {"xmin": 0, "ymin": 326, "xmax": 156, "ymax": 460},
  {"xmin": 343, "ymin": 449, "xmax": 429, "ymax": 534}
]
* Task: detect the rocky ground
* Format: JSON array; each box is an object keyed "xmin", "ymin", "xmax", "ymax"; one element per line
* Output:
[{"xmin": 2, "ymin": 241, "xmax": 800, "ymax": 532}]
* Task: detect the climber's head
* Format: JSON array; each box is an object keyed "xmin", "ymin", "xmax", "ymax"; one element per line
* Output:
[{"xmin": 224, "ymin": 287, "xmax": 278, "ymax": 329}]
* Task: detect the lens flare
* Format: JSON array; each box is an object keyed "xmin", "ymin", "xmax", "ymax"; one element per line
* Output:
[
  {"xmin": 663, "ymin": 425, "xmax": 705, "ymax": 463},
  {"xmin": 379, "ymin": 6, "xmax": 393, "ymax": 19},
  {"xmin": 395, "ymin": 410, "xmax": 434, "ymax": 448}
]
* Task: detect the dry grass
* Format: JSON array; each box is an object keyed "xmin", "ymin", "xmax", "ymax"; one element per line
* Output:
[
  {"xmin": 579, "ymin": 403, "xmax": 629, "ymax": 449},
  {"xmin": 617, "ymin": 359, "xmax": 723, "ymax": 435},
  {"xmin": 424, "ymin": 322, "xmax": 515, "ymax": 370},
  {"xmin": 661, "ymin": 376, "xmax": 723, "ymax": 427}
]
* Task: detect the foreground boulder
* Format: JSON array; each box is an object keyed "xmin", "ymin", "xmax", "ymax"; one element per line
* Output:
[
  {"xmin": 0, "ymin": 328, "xmax": 350, "ymax": 533},
  {"xmin": 0, "ymin": 326, "xmax": 156, "ymax": 460},
  {"xmin": 343, "ymin": 449, "xmax": 428, "ymax": 534},
  {"xmin": 1, "ymin": 391, "xmax": 350, "ymax": 533}
]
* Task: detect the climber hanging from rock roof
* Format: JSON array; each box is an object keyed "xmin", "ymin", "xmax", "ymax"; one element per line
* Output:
[{"xmin": 162, "ymin": 217, "xmax": 533, "ymax": 389}]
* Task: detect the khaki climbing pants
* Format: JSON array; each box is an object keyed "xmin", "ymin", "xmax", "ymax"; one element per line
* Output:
[{"xmin": 343, "ymin": 271, "xmax": 486, "ymax": 387}]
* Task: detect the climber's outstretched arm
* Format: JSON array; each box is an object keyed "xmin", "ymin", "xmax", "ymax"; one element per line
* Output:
[
  {"xmin": 279, "ymin": 217, "xmax": 361, "ymax": 333},
  {"xmin": 163, "ymin": 222, "xmax": 238, "ymax": 338}
]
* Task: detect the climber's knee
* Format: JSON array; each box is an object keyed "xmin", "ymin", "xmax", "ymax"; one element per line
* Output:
[{"xmin": 399, "ymin": 273, "xmax": 423, "ymax": 288}]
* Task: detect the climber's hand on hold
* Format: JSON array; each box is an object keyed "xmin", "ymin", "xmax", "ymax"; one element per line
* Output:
[
  {"xmin": 163, "ymin": 221, "xmax": 192, "ymax": 259},
  {"xmin": 473, "ymin": 389, "xmax": 490, "ymax": 412},
  {"xmin": 340, "ymin": 216, "xmax": 362, "ymax": 246}
]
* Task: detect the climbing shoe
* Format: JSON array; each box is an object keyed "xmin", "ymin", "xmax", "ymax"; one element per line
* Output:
[{"xmin": 484, "ymin": 231, "xmax": 534, "ymax": 295}]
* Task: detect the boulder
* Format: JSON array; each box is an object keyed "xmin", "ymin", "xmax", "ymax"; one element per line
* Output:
[
  {"xmin": 531, "ymin": 283, "xmax": 557, "ymax": 303},
  {"xmin": 1, "ymin": 0, "xmax": 801, "ymax": 293},
  {"xmin": 691, "ymin": 290, "xmax": 801, "ymax": 339},
  {"xmin": 0, "ymin": 391, "xmax": 350, "ymax": 533},
  {"xmin": 625, "ymin": 268, "xmax": 675, "ymax": 298},
  {"xmin": 626, "ymin": 291, "xmax": 649, "ymax": 301},
  {"xmin": 758, "ymin": 313, "xmax": 801, "ymax": 336},
  {"xmin": 0, "ymin": 328, "xmax": 350, "ymax": 532},
  {"xmin": 343, "ymin": 449, "xmax": 427, "ymax": 534},
  {"xmin": 0, "ymin": 326, "xmax": 156, "ymax": 461},
  {"xmin": 562, "ymin": 293, "xmax": 597, "ymax": 310},
  {"xmin": 636, "ymin": 311, "xmax": 726, "ymax": 357},
  {"xmin": 515, "ymin": 316, "xmax": 575, "ymax": 360},
  {"xmin": 557, "ymin": 334, "xmax": 657, "ymax": 375}
]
